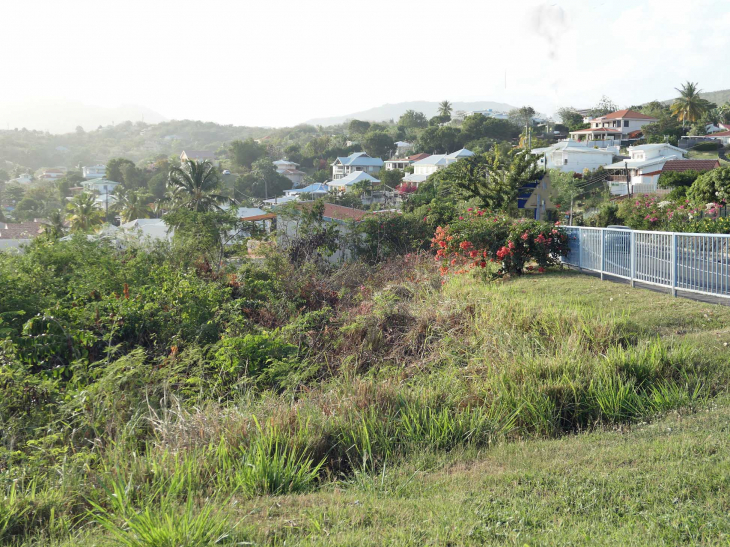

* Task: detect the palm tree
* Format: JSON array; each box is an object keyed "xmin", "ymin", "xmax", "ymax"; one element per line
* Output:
[
  {"xmin": 115, "ymin": 190, "xmax": 152, "ymax": 223},
  {"xmin": 42, "ymin": 209, "xmax": 66, "ymax": 238},
  {"xmin": 66, "ymin": 193, "xmax": 103, "ymax": 233},
  {"xmin": 167, "ymin": 160, "xmax": 230, "ymax": 212},
  {"xmin": 671, "ymin": 82, "xmax": 712, "ymax": 127},
  {"xmin": 438, "ymin": 100, "xmax": 453, "ymax": 118}
]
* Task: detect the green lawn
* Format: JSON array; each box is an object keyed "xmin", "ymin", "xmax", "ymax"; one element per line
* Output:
[{"xmin": 687, "ymin": 149, "xmax": 729, "ymax": 164}]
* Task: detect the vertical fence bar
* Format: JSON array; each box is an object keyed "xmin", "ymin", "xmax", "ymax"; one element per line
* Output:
[
  {"xmin": 671, "ymin": 233, "xmax": 677, "ymax": 297},
  {"xmin": 600, "ymin": 229, "xmax": 605, "ymax": 280},
  {"xmin": 630, "ymin": 230, "xmax": 636, "ymax": 287}
]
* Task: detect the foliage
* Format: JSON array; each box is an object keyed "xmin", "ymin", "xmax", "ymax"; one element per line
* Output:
[
  {"xmin": 66, "ymin": 192, "xmax": 103, "ymax": 232},
  {"xmin": 361, "ymin": 130, "xmax": 393, "ymax": 158},
  {"xmin": 417, "ymin": 125, "xmax": 460, "ymax": 154},
  {"xmin": 229, "ymin": 138, "xmax": 267, "ymax": 169},
  {"xmin": 432, "ymin": 213, "xmax": 569, "ymax": 276},
  {"xmin": 348, "ymin": 120, "xmax": 371, "ymax": 135},
  {"xmin": 167, "ymin": 159, "xmax": 230, "ymax": 212},
  {"xmin": 658, "ymin": 169, "xmax": 703, "ymax": 189},
  {"xmin": 236, "ymin": 158, "xmax": 292, "ymax": 199},
  {"xmin": 115, "ymin": 190, "xmax": 153, "ymax": 223},
  {"xmin": 453, "ymin": 147, "xmax": 543, "ymax": 211},
  {"xmin": 106, "ymin": 157, "xmax": 136, "ymax": 183},
  {"xmin": 589, "ymin": 95, "xmax": 618, "ymax": 118},
  {"xmin": 397, "ymin": 110, "xmax": 428, "ymax": 129},
  {"xmin": 687, "ymin": 166, "xmax": 730, "ymax": 204},
  {"xmin": 556, "ymin": 107, "xmax": 587, "ymax": 131},
  {"xmin": 461, "ymin": 115, "xmax": 520, "ymax": 143},
  {"xmin": 671, "ymin": 82, "xmax": 714, "ymax": 125}
]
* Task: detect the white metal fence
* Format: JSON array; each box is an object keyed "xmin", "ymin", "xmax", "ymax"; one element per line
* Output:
[{"xmin": 562, "ymin": 227, "xmax": 730, "ymax": 299}]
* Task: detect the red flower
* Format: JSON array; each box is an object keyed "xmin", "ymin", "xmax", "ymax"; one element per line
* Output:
[
  {"xmin": 521, "ymin": 232, "xmax": 529, "ymax": 241},
  {"xmin": 460, "ymin": 241, "xmax": 473, "ymax": 250},
  {"xmin": 480, "ymin": 261, "xmax": 486, "ymax": 268},
  {"xmin": 538, "ymin": 267, "xmax": 545, "ymax": 273},
  {"xmin": 469, "ymin": 250, "xmax": 479, "ymax": 258}
]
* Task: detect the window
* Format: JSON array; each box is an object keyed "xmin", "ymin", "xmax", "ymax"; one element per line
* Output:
[
  {"xmin": 564, "ymin": 158, "xmax": 568, "ymax": 165},
  {"xmin": 624, "ymin": 120, "xmax": 629, "ymax": 127}
]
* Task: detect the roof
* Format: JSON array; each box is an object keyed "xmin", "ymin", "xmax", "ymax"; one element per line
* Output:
[
  {"xmin": 332, "ymin": 152, "xmax": 384, "ymax": 167},
  {"xmin": 596, "ymin": 109, "xmax": 658, "ymax": 121},
  {"xmin": 630, "ymin": 143, "xmax": 686, "ymax": 154},
  {"xmin": 445, "ymin": 148, "xmax": 475, "ymax": 159},
  {"xmin": 287, "ymin": 183, "xmax": 330, "ymax": 195},
  {"xmin": 240, "ymin": 213, "xmax": 276, "ymax": 222},
  {"xmin": 403, "ymin": 173, "xmax": 428, "ymax": 183},
  {"xmin": 181, "ymin": 150, "xmax": 216, "ymax": 160},
  {"xmin": 394, "ymin": 141, "xmax": 413, "ymax": 146},
  {"xmin": 531, "ymin": 141, "xmax": 615, "ymax": 155},
  {"xmin": 328, "ymin": 171, "xmax": 380, "ymax": 187},
  {"xmin": 627, "ymin": 130, "xmax": 644, "ymax": 138},
  {"xmin": 661, "ymin": 159, "xmax": 720, "ymax": 173},
  {"xmin": 0, "ymin": 221, "xmax": 44, "ymax": 240},
  {"xmin": 604, "ymin": 156, "xmax": 680, "ymax": 171},
  {"xmin": 236, "ymin": 207, "xmax": 267, "ymax": 219},
  {"xmin": 413, "ymin": 154, "xmax": 449, "ymax": 166},
  {"xmin": 407, "ymin": 153, "xmax": 431, "ymax": 161},
  {"xmin": 321, "ymin": 203, "xmax": 367, "ymax": 222},
  {"xmin": 273, "ymin": 159, "xmax": 299, "ymax": 166},
  {"xmin": 702, "ymin": 130, "xmax": 730, "ymax": 137}
]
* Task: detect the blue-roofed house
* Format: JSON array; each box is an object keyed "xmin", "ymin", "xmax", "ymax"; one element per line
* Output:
[
  {"xmin": 285, "ymin": 182, "xmax": 331, "ymax": 198},
  {"xmin": 331, "ymin": 152, "xmax": 384, "ymax": 180},
  {"xmin": 328, "ymin": 171, "xmax": 380, "ymax": 193}
]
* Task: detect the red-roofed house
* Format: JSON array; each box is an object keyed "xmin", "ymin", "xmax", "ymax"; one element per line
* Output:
[
  {"xmin": 700, "ymin": 130, "xmax": 730, "ymax": 145},
  {"xmin": 571, "ymin": 109, "xmax": 658, "ymax": 144},
  {"xmin": 0, "ymin": 221, "xmax": 45, "ymax": 251}
]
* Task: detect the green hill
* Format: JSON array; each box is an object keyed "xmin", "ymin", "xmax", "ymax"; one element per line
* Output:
[{"xmin": 661, "ymin": 88, "xmax": 730, "ymax": 106}]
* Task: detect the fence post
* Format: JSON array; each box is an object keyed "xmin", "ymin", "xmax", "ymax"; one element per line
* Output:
[
  {"xmin": 600, "ymin": 229, "xmax": 605, "ymax": 280},
  {"xmin": 630, "ymin": 230, "xmax": 636, "ymax": 288},
  {"xmin": 577, "ymin": 229, "xmax": 582, "ymax": 270},
  {"xmin": 671, "ymin": 233, "xmax": 677, "ymax": 297}
]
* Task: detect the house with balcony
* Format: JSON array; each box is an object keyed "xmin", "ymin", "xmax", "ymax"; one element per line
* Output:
[
  {"xmin": 384, "ymin": 153, "xmax": 431, "ymax": 171},
  {"xmin": 82, "ymin": 164, "xmax": 106, "ymax": 179},
  {"xmin": 571, "ymin": 109, "xmax": 657, "ymax": 145},
  {"xmin": 532, "ymin": 141, "xmax": 616, "ymax": 173},
  {"xmin": 331, "ymin": 152, "xmax": 383, "ymax": 180},
  {"xmin": 402, "ymin": 149, "xmax": 475, "ymax": 186},
  {"xmin": 604, "ymin": 143, "xmax": 686, "ymax": 195}
]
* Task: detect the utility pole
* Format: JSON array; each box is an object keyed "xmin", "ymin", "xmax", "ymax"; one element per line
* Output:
[{"xmin": 624, "ymin": 161, "xmax": 631, "ymax": 197}]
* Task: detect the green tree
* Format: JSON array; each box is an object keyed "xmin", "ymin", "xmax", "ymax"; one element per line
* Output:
[
  {"xmin": 167, "ymin": 160, "xmax": 230, "ymax": 212},
  {"xmin": 42, "ymin": 209, "xmax": 66, "ymax": 238},
  {"xmin": 4, "ymin": 183, "xmax": 25, "ymax": 204},
  {"xmin": 589, "ymin": 96, "xmax": 618, "ymax": 117},
  {"xmin": 361, "ymin": 131, "xmax": 393, "ymax": 158},
  {"xmin": 14, "ymin": 197, "xmax": 44, "ymax": 221},
  {"xmin": 398, "ymin": 110, "xmax": 428, "ymax": 129},
  {"xmin": 671, "ymin": 82, "xmax": 712, "ymax": 127},
  {"xmin": 418, "ymin": 126, "xmax": 461, "ymax": 154},
  {"xmin": 236, "ymin": 158, "xmax": 293, "ymax": 199},
  {"xmin": 0, "ymin": 169, "xmax": 9, "ymax": 183},
  {"xmin": 508, "ymin": 106, "xmax": 537, "ymax": 128},
  {"xmin": 379, "ymin": 168, "xmax": 404, "ymax": 188},
  {"xmin": 438, "ymin": 100, "xmax": 453, "ymax": 118},
  {"xmin": 230, "ymin": 138, "xmax": 267, "ymax": 169},
  {"xmin": 687, "ymin": 166, "xmax": 730, "ymax": 204},
  {"xmin": 115, "ymin": 190, "xmax": 153, "ymax": 223},
  {"xmin": 66, "ymin": 193, "xmax": 103, "ymax": 232},
  {"xmin": 452, "ymin": 148, "xmax": 543, "ymax": 211},
  {"xmin": 119, "ymin": 163, "xmax": 146, "ymax": 190},
  {"xmin": 461, "ymin": 115, "xmax": 520, "ymax": 143},
  {"xmin": 348, "ymin": 119, "xmax": 371, "ymax": 134},
  {"xmin": 106, "ymin": 158, "xmax": 135, "ymax": 182},
  {"xmin": 555, "ymin": 108, "xmax": 586, "ymax": 131}
]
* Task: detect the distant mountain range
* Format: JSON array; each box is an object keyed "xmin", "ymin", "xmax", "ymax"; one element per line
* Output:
[
  {"xmin": 659, "ymin": 88, "xmax": 730, "ymax": 106},
  {"xmin": 0, "ymin": 100, "xmax": 168, "ymax": 134},
  {"xmin": 304, "ymin": 100, "xmax": 517, "ymax": 126}
]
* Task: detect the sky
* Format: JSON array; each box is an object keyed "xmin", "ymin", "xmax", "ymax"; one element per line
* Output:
[{"xmin": 1, "ymin": 0, "xmax": 729, "ymax": 130}]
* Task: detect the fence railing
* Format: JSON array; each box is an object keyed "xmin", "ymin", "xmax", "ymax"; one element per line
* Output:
[{"xmin": 562, "ymin": 226, "xmax": 730, "ymax": 299}]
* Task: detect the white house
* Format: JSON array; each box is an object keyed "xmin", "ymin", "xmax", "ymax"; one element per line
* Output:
[
  {"xmin": 327, "ymin": 171, "xmax": 380, "ymax": 193},
  {"xmin": 531, "ymin": 141, "xmax": 616, "ymax": 173},
  {"xmin": 604, "ymin": 143, "xmax": 687, "ymax": 195},
  {"xmin": 404, "ymin": 149, "xmax": 475, "ymax": 186},
  {"xmin": 10, "ymin": 174, "xmax": 33, "ymax": 184},
  {"xmin": 82, "ymin": 165, "xmax": 106, "ymax": 179},
  {"xmin": 700, "ymin": 129, "xmax": 730, "ymax": 145},
  {"xmin": 82, "ymin": 178, "xmax": 121, "ymax": 194},
  {"xmin": 331, "ymin": 152, "xmax": 384, "ymax": 180},
  {"xmin": 571, "ymin": 109, "xmax": 657, "ymax": 144},
  {"xmin": 384, "ymin": 153, "xmax": 431, "ymax": 171},
  {"xmin": 37, "ymin": 167, "xmax": 67, "ymax": 181},
  {"xmin": 467, "ymin": 110, "xmax": 509, "ymax": 120},
  {"xmin": 119, "ymin": 219, "xmax": 173, "ymax": 242},
  {"xmin": 273, "ymin": 159, "xmax": 306, "ymax": 187}
]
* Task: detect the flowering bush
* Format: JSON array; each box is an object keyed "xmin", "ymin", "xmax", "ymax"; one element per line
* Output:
[
  {"xmin": 431, "ymin": 209, "xmax": 570, "ymax": 277},
  {"xmin": 617, "ymin": 194, "xmax": 727, "ymax": 232}
]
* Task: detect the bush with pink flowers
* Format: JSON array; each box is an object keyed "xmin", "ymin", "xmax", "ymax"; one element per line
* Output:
[{"xmin": 431, "ymin": 209, "xmax": 570, "ymax": 277}]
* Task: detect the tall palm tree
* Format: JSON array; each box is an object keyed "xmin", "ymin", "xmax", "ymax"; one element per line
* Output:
[
  {"xmin": 115, "ymin": 190, "xmax": 152, "ymax": 223},
  {"xmin": 42, "ymin": 209, "xmax": 66, "ymax": 238},
  {"xmin": 438, "ymin": 100, "xmax": 453, "ymax": 118},
  {"xmin": 167, "ymin": 160, "xmax": 230, "ymax": 212},
  {"xmin": 66, "ymin": 193, "xmax": 103, "ymax": 233},
  {"xmin": 671, "ymin": 82, "xmax": 712, "ymax": 127}
]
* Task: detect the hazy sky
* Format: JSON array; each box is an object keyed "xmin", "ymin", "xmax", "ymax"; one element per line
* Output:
[{"xmin": 2, "ymin": 0, "xmax": 729, "ymax": 128}]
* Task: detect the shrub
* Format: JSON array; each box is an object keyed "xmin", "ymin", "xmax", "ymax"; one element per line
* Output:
[
  {"xmin": 691, "ymin": 141, "xmax": 721, "ymax": 151},
  {"xmin": 431, "ymin": 211, "xmax": 569, "ymax": 276},
  {"xmin": 687, "ymin": 166, "xmax": 730, "ymax": 205}
]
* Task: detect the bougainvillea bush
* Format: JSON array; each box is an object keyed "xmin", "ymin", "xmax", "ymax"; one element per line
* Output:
[
  {"xmin": 617, "ymin": 194, "xmax": 729, "ymax": 233},
  {"xmin": 431, "ymin": 209, "xmax": 570, "ymax": 277}
]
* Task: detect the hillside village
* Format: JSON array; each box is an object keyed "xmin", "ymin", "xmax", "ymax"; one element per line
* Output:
[{"xmin": 2, "ymin": 86, "xmax": 730, "ymax": 250}]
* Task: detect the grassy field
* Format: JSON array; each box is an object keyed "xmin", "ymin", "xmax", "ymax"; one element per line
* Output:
[
  {"xmin": 7, "ymin": 269, "xmax": 730, "ymax": 546},
  {"xmin": 687, "ymin": 148, "xmax": 729, "ymax": 164}
]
